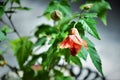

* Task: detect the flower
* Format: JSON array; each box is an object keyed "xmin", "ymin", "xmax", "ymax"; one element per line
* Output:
[
  {"xmin": 59, "ymin": 28, "xmax": 87, "ymax": 56},
  {"xmin": 31, "ymin": 65, "xmax": 42, "ymax": 71}
]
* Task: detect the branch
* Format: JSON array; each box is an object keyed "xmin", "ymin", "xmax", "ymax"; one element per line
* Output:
[
  {"xmin": 0, "ymin": 18, "xmax": 12, "ymax": 28},
  {"xmin": 5, "ymin": 13, "xmax": 21, "ymax": 38}
]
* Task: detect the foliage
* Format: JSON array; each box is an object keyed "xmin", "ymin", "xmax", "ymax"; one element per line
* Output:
[{"xmin": 0, "ymin": 0, "xmax": 111, "ymax": 79}]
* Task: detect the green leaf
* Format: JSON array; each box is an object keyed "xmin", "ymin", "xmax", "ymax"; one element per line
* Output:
[
  {"xmin": 54, "ymin": 69, "xmax": 74, "ymax": 80},
  {"xmin": 90, "ymin": 1, "xmax": 111, "ymax": 25},
  {"xmin": 10, "ymin": 37, "xmax": 33, "ymax": 68},
  {"xmin": 34, "ymin": 36, "xmax": 47, "ymax": 47},
  {"xmin": 71, "ymin": 0, "xmax": 80, "ymax": 2},
  {"xmin": 64, "ymin": 76, "xmax": 74, "ymax": 80},
  {"xmin": 51, "ymin": 32, "xmax": 68, "ymax": 47},
  {"xmin": 69, "ymin": 56, "xmax": 82, "ymax": 67},
  {"xmin": 98, "ymin": 11, "xmax": 107, "ymax": 25},
  {"xmin": 0, "ymin": 50, "xmax": 4, "ymax": 55},
  {"xmin": 83, "ymin": 13, "xmax": 97, "ymax": 18},
  {"xmin": 43, "ymin": 46, "xmax": 60, "ymax": 70},
  {"xmin": 10, "ymin": 7, "xmax": 30, "ymax": 11},
  {"xmin": 84, "ymin": 37, "xmax": 104, "ymax": 76},
  {"xmin": 55, "ymin": 75, "xmax": 74, "ymax": 80},
  {"xmin": 35, "ymin": 24, "xmax": 57, "ymax": 37},
  {"xmin": 54, "ymin": 69, "xmax": 63, "ymax": 76},
  {"xmin": 77, "ymin": 46, "xmax": 88, "ymax": 60},
  {"xmin": 27, "ymin": 53, "xmax": 46, "ymax": 66},
  {"xmin": 57, "ymin": 13, "xmax": 79, "ymax": 32},
  {"xmin": 87, "ymin": 0, "xmax": 102, "ymax": 2},
  {"xmin": 0, "ymin": 31, "xmax": 7, "ymax": 41},
  {"xmin": 54, "ymin": 70, "xmax": 65, "ymax": 80},
  {"xmin": 1, "ymin": 25, "xmax": 13, "ymax": 35},
  {"xmin": 55, "ymin": 76, "xmax": 64, "ymax": 80},
  {"xmin": 59, "ymin": 0, "xmax": 71, "ymax": 16},
  {"xmin": 60, "ymin": 48, "xmax": 70, "ymax": 63},
  {"xmin": 79, "ymin": 18, "xmax": 100, "ymax": 40},
  {"xmin": 0, "ymin": 6, "xmax": 5, "ymax": 18}
]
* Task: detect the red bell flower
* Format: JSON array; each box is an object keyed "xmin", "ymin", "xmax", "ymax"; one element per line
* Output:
[
  {"xmin": 31, "ymin": 65, "xmax": 42, "ymax": 71},
  {"xmin": 59, "ymin": 28, "xmax": 87, "ymax": 56}
]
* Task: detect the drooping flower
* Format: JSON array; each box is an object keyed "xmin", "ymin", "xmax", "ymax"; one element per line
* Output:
[
  {"xmin": 59, "ymin": 28, "xmax": 87, "ymax": 56},
  {"xmin": 31, "ymin": 65, "xmax": 42, "ymax": 71}
]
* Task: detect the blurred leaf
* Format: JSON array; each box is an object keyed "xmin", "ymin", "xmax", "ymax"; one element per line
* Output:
[
  {"xmin": 51, "ymin": 32, "xmax": 67, "ymax": 46},
  {"xmin": 54, "ymin": 69, "xmax": 63, "ymax": 76},
  {"xmin": 34, "ymin": 36, "xmax": 47, "ymax": 47},
  {"xmin": 22, "ymin": 67, "xmax": 35, "ymax": 80},
  {"xmin": 69, "ymin": 56, "xmax": 82, "ymax": 67},
  {"xmin": 26, "ymin": 53, "xmax": 45, "ymax": 66},
  {"xmin": 10, "ymin": 37, "xmax": 33, "ymax": 68},
  {"xmin": 90, "ymin": 1, "xmax": 111, "ymax": 25},
  {"xmin": 55, "ymin": 76, "xmax": 74, "ymax": 80},
  {"xmin": 35, "ymin": 24, "xmax": 57, "ymax": 37},
  {"xmin": 59, "ymin": 17, "xmax": 72, "ymax": 32},
  {"xmin": 1, "ymin": 25, "xmax": 13, "ymax": 35},
  {"xmin": 10, "ymin": 7, "xmax": 30, "ymax": 11},
  {"xmin": 42, "ymin": 46, "xmax": 58, "ymax": 70},
  {"xmin": 0, "ymin": 50, "xmax": 4, "ymax": 55},
  {"xmin": 79, "ymin": 18, "xmax": 100, "ymax": 40},
  {"xmin": 60, "ymin": 48, "xmax": 70, "ymax": 63},
  {"xmin": 71, "ymin": 0, "xmax": 80, "ymax": 2},
  {"xmin": 98, "ymin": 11, "xmax": 107, "ymax": 25},
  {"xmin": 0, "ymin": 31, "xmax": 7, "ymax": 41},
  {"xmin": 77, "ymin": 46, "xmax": 88, "ymax": 60},
  {"xmin": 58, "ymin": 14, "xmax": 79, "ymax": 32},
  {"xmin": 37, "ymin": 70, "xmax": 49, "ymax": 80},
  {"xmin": 0, "ymin": 5, "xmax": 5, "ymax": 18},
  {"xmin": 84, "ymin": 37, "xmax": 104, "ymax": 76},
  {"xmin": 64, "ymin": 76, "xmax": 74, "ymax": 80},
  {"xmin": 83, "ymin": 13, "xmax": 97, "ymax": 18},
  {"xmin": 55, "ymin": 76, "xmax": 63, "ymax": 80},
  {"xmin": 23, "ymin": 68, "xmax": 49, "ymax": 80},
  {"xmin": 43, "ymin": 33, "xmax": 66, "ymax": 70},
  {"xmin": 59, "ymin": 0, "xmax": 71, "ymax": 16},
  {"xmin": 87, "ymin": 0, "xmax": 102, "ymax": 2}
]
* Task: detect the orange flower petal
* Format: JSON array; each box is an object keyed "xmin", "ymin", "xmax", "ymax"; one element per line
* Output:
[
  {"xmin": 59, "ymin": 27, "xmax": 88, "ymax": 56},
  {"xmin": 59, "ymin": 36, "xmax": 71, "ymax": 48},
  {"xmin": 70, "ymin": 43, "xmax": 82, "ymax": 56},
  {"xmin": 31, "ymin": 65, "xmax": 42, "ymax": 71},
  {"xmin": 69, "ymin": 35, "xmax": 82, "ymax": 45}
]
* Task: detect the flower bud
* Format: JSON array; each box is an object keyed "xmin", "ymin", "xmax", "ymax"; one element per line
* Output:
[
  {"xmin": 81, "ymin": 3, "xmax": 93, "ymax": 10},
  {"xmin": 0, "ymin": 55, "xmax": 7, "ymax": 67},
  {"xmin": 51, "ymin": 10, "xmax": 62, "ymax": 21},
  {"xmin": 0, "ymin": 60, "xmax": 7, "ymax": 67}
]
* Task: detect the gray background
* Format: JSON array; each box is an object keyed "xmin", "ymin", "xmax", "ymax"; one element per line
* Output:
[{"xmin": 0, "ymin": 0, "xmax": 120, "ymax": 79}]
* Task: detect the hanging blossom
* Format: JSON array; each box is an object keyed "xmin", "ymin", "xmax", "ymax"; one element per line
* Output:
[
  {"xmin": 31, "ymin": 65, "xmax": 42, "ymax": 71},
  {"xmin": 59, "ymin": 27, "xmax": 87, "ymax": 56}
]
